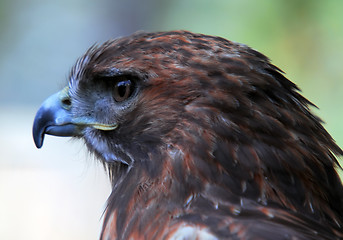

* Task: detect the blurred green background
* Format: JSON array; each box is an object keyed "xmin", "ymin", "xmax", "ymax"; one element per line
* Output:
[{"xmin": 0, "ymin": 0, "xmax": 342, "ymax": 239}]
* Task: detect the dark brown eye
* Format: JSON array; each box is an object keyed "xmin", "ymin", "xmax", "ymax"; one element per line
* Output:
[{"xmin": 113, "ymin": 77, "xmax": 135, "ymax": 102}]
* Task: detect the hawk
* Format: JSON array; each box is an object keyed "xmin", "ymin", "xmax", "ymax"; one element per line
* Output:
[{"xmin": 33, "ymin": 30, "xmax": 343, "ymax": 239}]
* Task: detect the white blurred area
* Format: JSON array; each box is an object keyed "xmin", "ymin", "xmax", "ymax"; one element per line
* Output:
[{"xmin": 0, "ymin": 106, "xmax": 111, "ymax": 240}]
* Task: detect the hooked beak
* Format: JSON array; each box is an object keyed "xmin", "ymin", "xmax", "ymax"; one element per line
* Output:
[{"xmin": 32, "ymin": 87, "xmax": 118, "ymax": 148}]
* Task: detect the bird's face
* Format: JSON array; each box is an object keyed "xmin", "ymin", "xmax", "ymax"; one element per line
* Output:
[{"xmin": 33, "ymin": 32, "xmax": 207, "ymax": 167}]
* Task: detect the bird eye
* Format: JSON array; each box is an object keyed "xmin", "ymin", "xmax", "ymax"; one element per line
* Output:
[{"xmin": 113, "ymin": 77, "xmax": 135, "ymax": 102}]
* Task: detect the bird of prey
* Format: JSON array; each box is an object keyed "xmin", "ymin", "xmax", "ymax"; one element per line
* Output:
[{"xmin": 33, "ymin": 30, "xmax": 343, "ymax": 239}]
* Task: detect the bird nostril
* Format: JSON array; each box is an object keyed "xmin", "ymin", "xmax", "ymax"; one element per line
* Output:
[{"xmin": 62, "ymin": 98, "xmax": 72, "ymax": 106}]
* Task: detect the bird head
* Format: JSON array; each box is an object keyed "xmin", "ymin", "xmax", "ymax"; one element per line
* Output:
[{"xmin": 33, "ymin": 32, "xmax": 205, "ymax": 167}]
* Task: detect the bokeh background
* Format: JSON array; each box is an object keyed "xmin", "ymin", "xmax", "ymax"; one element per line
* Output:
[{"xmin": 1, "ymin": 0, "xmax": 342, "ymax": 239}]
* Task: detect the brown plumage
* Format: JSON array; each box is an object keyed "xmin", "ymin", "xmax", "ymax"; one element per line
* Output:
[{"xmin": 33, "ymin": 30, "xmax": 343, "ymax": 239}]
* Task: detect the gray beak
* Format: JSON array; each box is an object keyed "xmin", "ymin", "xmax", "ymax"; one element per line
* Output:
[{"xmin": 32, "ymin": 87, "xmax": 81, "ymax": 148}]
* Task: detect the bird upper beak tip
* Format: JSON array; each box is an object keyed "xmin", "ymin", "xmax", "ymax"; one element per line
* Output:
[
  {"xmin": 32, "ymin": 106, "xmax": 49, "ymax": 149},
  {"xmin": 32, "ymin": 127, "xmax": 44, "ymax": 149}
]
